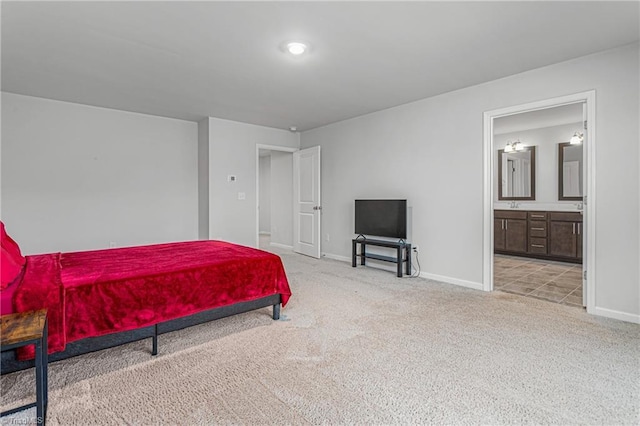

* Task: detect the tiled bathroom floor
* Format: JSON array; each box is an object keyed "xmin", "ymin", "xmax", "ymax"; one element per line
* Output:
[{"xmin": 494, "ymin": 254, "xmax": 583, "ymax": 307}]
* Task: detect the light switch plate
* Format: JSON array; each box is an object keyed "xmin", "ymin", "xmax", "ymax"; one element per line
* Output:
[{"xmin": 238, "ymin": 192, "xmax": 246, "ymax": 200}]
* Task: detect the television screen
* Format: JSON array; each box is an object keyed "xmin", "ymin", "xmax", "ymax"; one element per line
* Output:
[{"xmin": 355, "ymin": 199, "xmax": 407, "ymax": 239}]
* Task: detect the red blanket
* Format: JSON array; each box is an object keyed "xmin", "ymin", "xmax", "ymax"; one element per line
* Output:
[{"xmin": 14, "ymin": 241, "xmax": 291, "ymax": 358}]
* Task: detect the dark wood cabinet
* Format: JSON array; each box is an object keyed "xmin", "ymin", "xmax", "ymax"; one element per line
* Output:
[
  {"xmin": 505, "ymin": 219, "xmax": 527, "ymax": 253},
  {"xmin": 495, "ymin": 211, "xmax": 527, "ymax": 254},
  {"xmin": 577, "ymin": 230, "xmax": 583, "ymax": 260},
  {"xmin": 548, "ymin": 221, "xmax": 577, "ymax": 257},
  {"xmin": 528, "ymin": 211, "xmax": 548, "ymax": 254},
  {"xmin": 495, "ymin": 210, "xmax": 582, "ymax": 263},
  {"xmin": 494, "ymin": 218, "xmax": 506, "ymax": 251},
  {"xmin": 548, "ymin": 212, "xmax": 583, "ymax": 261}
]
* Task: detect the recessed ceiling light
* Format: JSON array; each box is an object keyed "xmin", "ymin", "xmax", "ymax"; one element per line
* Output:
[
  {"xmin": 286, "ymin": 42, "xmax": 307, "ymax": 56},
  {"xmin": 280, "ymin": 40, "xmax": 311, "ymax": 57},
  {"xmin": 289, "ymin": 126, "xmax": 297, "ymax": 132}
]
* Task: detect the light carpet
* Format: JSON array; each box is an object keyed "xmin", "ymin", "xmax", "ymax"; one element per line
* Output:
[{"xmin": 1, "ymin": 248, "xmax": 639, "ymax": 425}]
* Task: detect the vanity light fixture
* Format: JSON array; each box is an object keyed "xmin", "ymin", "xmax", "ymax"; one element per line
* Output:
[
  {"xmin": 570, "ymin": 131, "xmax": 584, "ymax": 145},
  {"xmin": 504, "ymin": 139, "xmax": 524, "ymax": 153}
]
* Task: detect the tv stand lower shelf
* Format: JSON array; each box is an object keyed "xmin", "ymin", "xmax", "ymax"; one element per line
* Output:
[{"xmin": 352, "ymin": 238, "xmax": 411, "ymax": 277}]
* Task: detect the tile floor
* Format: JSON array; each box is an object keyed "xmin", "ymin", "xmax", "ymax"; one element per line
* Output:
[{"xmin": 494, "ymin": 254, "xmax": 583, "ymax": 308}]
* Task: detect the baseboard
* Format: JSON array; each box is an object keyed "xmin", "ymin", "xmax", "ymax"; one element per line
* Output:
[
  {"xmin": 322, "ymin": 251, "xmax": 483, "ymax": 290},
  {"xmin": 322, "ymin": 253, "xmax": 351, "ymax": 263},
  {"xmin": 418, "ymin": 272, "xmax": 484, "ymax": 291},
  {"xmin": 270, "ymin": 242, "xmax": 293, "ymax": 250},
  {"xmin": 592, "ymin": 306, "xmax": 640, "ymax": 324}
]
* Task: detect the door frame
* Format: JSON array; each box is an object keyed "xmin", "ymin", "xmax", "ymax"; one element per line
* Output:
[
  {"xmin": 482, "ymin": 90, "xmax": 596, "ymax": 314},
  {"xmin": 255, "ymin": 144, "xmax": 298, "ymax": 248}
]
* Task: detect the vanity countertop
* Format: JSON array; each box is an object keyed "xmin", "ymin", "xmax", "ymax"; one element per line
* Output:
[{"xmin": 493, "ymin": 203, "xmax": 583, "ymax": 213}]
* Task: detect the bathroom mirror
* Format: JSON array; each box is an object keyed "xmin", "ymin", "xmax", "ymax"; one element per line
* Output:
[
  {"xmin": 558, "ymin": 142, "xmax": 583, "ymax": 200},
  {"xmin": 498, "ymin": 146, "xmax": 536, "ymax": 200}
]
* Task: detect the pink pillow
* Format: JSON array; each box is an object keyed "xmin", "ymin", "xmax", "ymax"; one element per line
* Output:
[{"xmin": 1, "ymin": 222, "xmax": 26, "ymax": 290}]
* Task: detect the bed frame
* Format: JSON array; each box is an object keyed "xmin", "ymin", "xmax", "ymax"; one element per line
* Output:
[{"xmin": 1, "ymin": 294, "xmax": 281, "ymax": 374}]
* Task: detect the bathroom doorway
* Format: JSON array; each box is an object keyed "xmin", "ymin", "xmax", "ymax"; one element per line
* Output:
[{"xmin": 483, "ymin": 91, "xmax": 595, "ymax": 313}]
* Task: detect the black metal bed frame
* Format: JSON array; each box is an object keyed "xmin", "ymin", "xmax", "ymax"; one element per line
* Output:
[{"xmin": 1, "ymin": 294, "xmax": 281, "ymax": 374}]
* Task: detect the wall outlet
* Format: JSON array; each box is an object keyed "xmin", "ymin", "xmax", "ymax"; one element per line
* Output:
[
  {"xmin": 412, "ymin": 245, "xmax": 419, "ymax": 253},
  {"xmin": 109, "ymin": 241, "xmax": 117, "ymax": 248},
  {"xmin": 238, "ymin": 192, "xmax": 246, "ymax": 200}
]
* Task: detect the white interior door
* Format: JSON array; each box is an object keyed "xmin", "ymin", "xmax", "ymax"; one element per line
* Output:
[{"xmin": 293, "ymin": 146, "xmax": 321, "ymax": 258}]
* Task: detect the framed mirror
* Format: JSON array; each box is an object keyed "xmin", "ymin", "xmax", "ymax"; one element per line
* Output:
[
  {"xmin": 558, "ymin": 142, "xmax": 583, "ymax": 200},
  {"xmin": 498, "ymin": 146, "xmax": 536, "ymax": 200}
]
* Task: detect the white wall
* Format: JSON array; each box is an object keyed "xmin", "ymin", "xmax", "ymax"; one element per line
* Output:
[
  {"xmin": 270, "ymin": 151, "xmax": 293, "ymax": 247},
  {"xmin": 1, "ymin": 92, "xmax": 198, "ymax": 254},
  {"xmin": 494, "ymin": 122, "xmax": 582, "ymax": 205},
  {"xmin": 301, "ymin": 43, "xmax": 640, "ymax": 321},
  {"xmin": 207, "ymin": 117, "xmax": 298, "ymax": 247},
  {"xmin": 259, "ymin": 155, "xmax": 271, "ymax": 233}
]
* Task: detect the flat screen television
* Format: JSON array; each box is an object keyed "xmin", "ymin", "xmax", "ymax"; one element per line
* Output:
[{"xmin": 355, "ymin": 199, "xmax": 407, "ymax": 239}]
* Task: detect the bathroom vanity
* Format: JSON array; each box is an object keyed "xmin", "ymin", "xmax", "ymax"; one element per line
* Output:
[{"xmin": 494, "ymin": 209, "xmax": 582, "ymax": 263}]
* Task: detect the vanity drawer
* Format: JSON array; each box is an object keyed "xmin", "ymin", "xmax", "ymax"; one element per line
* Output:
[
  {"xmin": 528, "ymin": 212, "xmax": 547, "ymax": 221},
  {"xmin": 549, "ymin": 211, "xmax": 582, "ymax": 222},
  {"xmin": 529, "ymin": 221, "xmax": 547, "ymax": 237},
  {"xmin": 529, "ymin": 238, "xmax": 548, "ymax": 254},
  {"xmin": 495, "ymin": 210, "xmax": 528, "ymax": 220}
]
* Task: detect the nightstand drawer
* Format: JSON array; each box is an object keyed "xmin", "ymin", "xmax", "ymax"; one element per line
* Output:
[
  {"xmin": 529, "ymin": 221, "xmax": 547, "ymax": 237},
  {"xmin": 529, "ymin": 238, "xmax": 547, "ymax": 254}
]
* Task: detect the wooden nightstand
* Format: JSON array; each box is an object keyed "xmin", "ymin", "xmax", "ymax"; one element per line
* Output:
[{"xmin": 1, "ymin": 309, "xmax": 48, "ymax": 424}]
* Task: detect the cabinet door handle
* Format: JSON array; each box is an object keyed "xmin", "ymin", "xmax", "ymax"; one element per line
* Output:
[
  {"xmin": 573, "ymin": 223, "xmax": 576, "ymax": 234},
  {"xmin": 531, "ymin": 227, "xmax": 545, "ymax": 231},
  {"xmin": 505, "ymin": 220, "xmax": 508, "ymax": 230},
  {"xmin": 531, "ymin": 244, "xmax": 545, "ymax": 248},
  {"xmin": 577, "ymin": 223, "xmax": 581, "ymax": 235},
  {"xmin": 531, "ymin": 214, "xmax": 544, "ymax": 218}
]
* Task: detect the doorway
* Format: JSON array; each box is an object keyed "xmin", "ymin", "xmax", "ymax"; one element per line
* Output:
[
  {"xmin": 483, "ymin": 91, "xmax": 596, "ymax": 314},
  {"xmin": 256, "ymin": 145, "xmax": 297, "ymax": 250}
]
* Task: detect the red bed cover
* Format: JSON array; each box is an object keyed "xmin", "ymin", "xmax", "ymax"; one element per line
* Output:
[{"xmin": 14, "ymin": 240, "xmax": 291, "ymax": 357}]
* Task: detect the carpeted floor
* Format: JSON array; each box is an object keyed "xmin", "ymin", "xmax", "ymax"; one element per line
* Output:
[{"xmin": 1, "ymin": 247, "xmax": 639, "ymax": 425}]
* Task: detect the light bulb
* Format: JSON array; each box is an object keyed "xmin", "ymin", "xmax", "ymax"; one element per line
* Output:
[
  {"xmin": 570, "ymin": 132, "xmax": 583, "ymax": 144},
  {"xmin": 287, "ymin": 42, "xmax": 307, "ymax": 55}
]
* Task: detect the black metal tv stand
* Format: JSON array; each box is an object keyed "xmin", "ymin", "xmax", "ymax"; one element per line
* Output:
[{"xmin": 352, "ymin": 237, "xmax": 411, "ymax": 277}]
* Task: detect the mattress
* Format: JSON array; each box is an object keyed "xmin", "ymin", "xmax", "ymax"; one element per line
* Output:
[{"xmin": 13, "ymin": 240, "xmax": 291, "ymax": 357}]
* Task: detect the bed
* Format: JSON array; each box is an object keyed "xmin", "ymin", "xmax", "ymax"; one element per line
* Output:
[{"xmin": 0, "ymin": 222, "xmax": 291, "ymax": 371}]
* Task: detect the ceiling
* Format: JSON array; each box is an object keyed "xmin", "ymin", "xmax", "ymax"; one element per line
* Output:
[{"xmin": 2, "ymin": 1, "xmax": 638, "ymax": 132}]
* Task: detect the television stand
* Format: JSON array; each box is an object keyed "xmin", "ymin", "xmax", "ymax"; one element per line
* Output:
[{"xmin": 352, "ymin": 238, "xmax": 411, "ymax": 277}]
